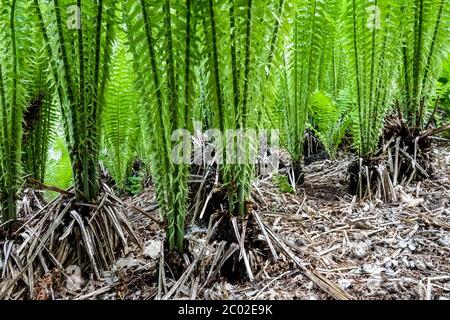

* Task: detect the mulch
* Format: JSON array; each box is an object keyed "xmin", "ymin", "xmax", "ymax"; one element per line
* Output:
[{"xmin": 7, "ymin": 143, "xmax": 450, "ymax": 300}]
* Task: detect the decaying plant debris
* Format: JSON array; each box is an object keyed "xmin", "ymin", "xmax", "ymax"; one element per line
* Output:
[{"xmin": 2, "ymin": 142, "xmax": 448, "ymax": 300}]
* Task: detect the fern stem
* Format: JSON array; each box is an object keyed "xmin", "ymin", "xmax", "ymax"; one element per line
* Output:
[
  {"xmin": 412, "ymin": 0, "xmax": 424, "ymax": 125},
  {"xmin": 0, "ymin": 67, "xmax": 8, "ymax": 161},
  {"xmin": 351, "ymin": 0, "xmax": 364, "ymax": 155},
  {"xmin": 418, "ymin": 0, "xmax": 445, "ymax": 127},
  {"xmin": 9, "ymin": 0, "xmax": 21, "ymax": 218},
  {"xmin": 92, "ymin": 0, "xmax": 104, "ymax": 125},
  {"xmin": 33, "ymin": 0, "xmax": 70, "ymax": 146},
  {"xmin": 267, "ymin": 0, "xmax": 285, "ymax": 73},
  {"xmin": 52, "ymin": 0, "xmax": 85, "ymax": 199},
  {"xmin": 76, "ymin": 0, "xmax": 90, "ymax": 199},
  {"xmin": 306, "ymin": 0, "xmax": 318, "ymax": 94},
  {"xmin": 0, "ymin": 62, "xmax": 12, "ymax": 223},
  {"xmin": 184, "ymin": 0, "xmax": 192, "ymax": 130},
  {"xmin": 53, "ymin": 0, "xmax": 75, "ymax": 118},
  {"xmin": 208, "ymin": 0, "xmax": 224, "ymax": 131},
  {"xmin": 241, "ymin": 0, "xmax": 253, "ymax": 129},
  {"xmin": 229, "ymin": 0, "xmax": 239, "ymax": 122},
  {"xmin": 139, "ymin": 0, "xmax": 169, "ymax": 158},
  {"xmin": 164, "ymin": 0, "xmax": 178, "ymax": 129},
  {"xmin": 367, "ymin": 0, "xmax": 378, "ymax": 151},
  {"xmin": 294, "ymin": 14, "xmax": 299, "ymax": 159}
]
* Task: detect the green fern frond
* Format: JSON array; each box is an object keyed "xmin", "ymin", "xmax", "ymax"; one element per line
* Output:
[
  {"xmin": 309, "ymin": 90, "xmax": 351, "ymax": 158},
  {"xmin": 0, "ymin": 0, "xmax": 37, "ymax": 222},
  {"xmin": 102, "ymin": 40, "xmax": 140, "ymax": 191},
  {"xmin": 399, "ymin": 0, "xmax": 450, "ymax": 128},
  {"xmin": 343, "ymin": 0, "xmax": 400, "ymax": 156}
]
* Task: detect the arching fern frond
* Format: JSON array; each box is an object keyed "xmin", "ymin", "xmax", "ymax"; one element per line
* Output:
[
  {"xmin": 102, "ymin": 40, "xmax": 141, "ymax": 191},
  {"xmin": 309, "ymin": 90, "xmax": 352, "ymax": 158}
]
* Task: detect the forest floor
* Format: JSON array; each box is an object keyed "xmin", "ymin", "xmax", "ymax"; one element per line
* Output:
[{"xmin": 18, "ymin": 142, "xmax": 450, "ymax": 300}]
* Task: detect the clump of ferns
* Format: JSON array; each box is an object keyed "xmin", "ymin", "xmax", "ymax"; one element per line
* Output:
[
  {"xmin": 383, "ymin": 0, "xmax": 450, "ymax": 185},
  {"xmin": 344, "ymin": 0, "xmax": 401, "ymax": 202},
  {"xmin": 350, "ymin": 0, "xmax": 450, "ymax": 200},
  {"xmin": 348, "ymin": 106, "xmax": 447, "ymax": 203},
  {"xmin": 22, "ymin": 58, "xmax": 58, "ymax": 197},
  {"xmin": 177, "ymin": 0, "xmax": 287, "ymax": 283},
  {"xmin": 344, "ymin": 0, "xmax": 450, "ymax": 202},
  {"xmin": 274, "ymin": 0, "xmax": 338, "ymax": 188},
  {"xmin": 124, "ymin": 0, "xmax": 202, "ymax": 253},
  {"xmin": 0, "ymin": 1, "xmax": 142, "ymax": 297}
]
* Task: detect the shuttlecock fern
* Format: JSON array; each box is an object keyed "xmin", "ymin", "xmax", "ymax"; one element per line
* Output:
[
  {"xmin": 343, "ymin": 0, "xmax": 400, "ymax": 156},
  {"xmin": 22, "ymin": 55, "xmax": 58, "ymax": 183},
  {"xmin": 124, "ymin": 0, "xmax": 199, "ymax": 251},
  {"xmin": 0, "ymin": 0, "xmax": 37, "ymax": 223},
  {"xmin": 277, "ymin": 0, "xmax": 334, "ymax": 163},
  {"xmin": 102, "ymin": 40, "xmax": 141, "ymax": 191},
  {"xmin": 309, "ymin": 90, "xmax": 351, "ymax": 159},
  {"xmin": 399, "ymin": 0, "xmax": 450, "ymax": 128}
]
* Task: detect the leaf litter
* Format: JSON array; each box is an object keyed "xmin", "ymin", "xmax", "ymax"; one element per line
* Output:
[{"xmin": 2, "ymin": 144, "xmax": 450, "ymax": 300}]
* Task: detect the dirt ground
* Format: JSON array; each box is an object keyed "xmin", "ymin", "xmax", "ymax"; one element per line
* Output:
[
  {"xmin": 245, "ymin": 143, "xmax": 450, "ymax": 300},
  {"xmin": 9, "ymin": 143, "xmax": 450, "ymax": 300}
]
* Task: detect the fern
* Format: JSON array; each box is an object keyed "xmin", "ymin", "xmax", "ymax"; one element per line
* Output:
[
  {"xmin": 274, "ymin": 0, "xmax": 333, "ymax": 163},
  {"xmin": 399, "ymin": 0, "xmax": 450, "ymax": 128},
  {"xmin": 44, "ymin": 134, "xmax": 73, "ymax": 200},
  {"xmin": 22, "ymin": 54, "xmax": 58, "ymax": 183},
  {"xmin": 309, "ymin": 90, "xmax": 351, "ymax": 158},
  {"xmin": 200, "ymin": 0, "xmax": 279, "ymax": 216},
  {"xmin": 124, "ymin": 0, "xmax": 199, "ymax": 251},
  {"xmin": 0, "ymin": 0, "xmax": 36, "ymax": 223},
  {"xmin": 343, "ymin": 0, "xmax": 400, "ymax": 156},
  {"xmin": 102, "ymin": 39, "xmax": 141, "ymax": 191},
  {"xmin": 35, "ymin": 0, "xmax": 117, "ymax": 202}
]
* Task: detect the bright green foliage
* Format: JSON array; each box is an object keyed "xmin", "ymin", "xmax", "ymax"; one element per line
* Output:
[
  {"xmin": 273, "ymin": 174, "xmax": 294, "ymax": 194},
  {"xmin": 323, "ymin": 1, "xmax": 349, "ymax": 98},
  {"xmin": 259, "ymin": 0, "xmax": 287, "ymax": 130},
  {"xmin": 0, "ymin": 0, "xmax": 35, "ymax": 223},
  {"xmin": 276, "ymin": 0, "xmax": 335, "ymax": 162},
  {"xmin": 343, "ymin": 0, "xmax": 400, "ymax": 156},
  {"xmin": 124, "ymin": 0, "xmax": 197, "ymax": 252},
  {"xmin": 102, "ymin": 41, "xmax": 142, "ymax": 191},
  {"xmin": 22, "ymin": 56, "xmax": 57, "ymax": 183},
  {"xmin": 307, "ymin": 0, "xmax": 350, "ymax": 156},
  {"xmin": 399, "ymin": 0, "xmax": 450, "ymax": 128},
  {"xmin": 44, "ymin": 134, "xmax": 73, "ymax": 200},
  {"xmin": 125, "ymin": 174, "xmax": 144, "ymax": 196},
  {"xmin": 200, "ymin": 0, "xmax": 282, "ymax": 216},
  {"xmin": 308, "ymin": 91, "xmax": 351, "ymax": 158},
  {"xmin": 1, "ymin": 0, "xmax": 449, "ymax": 253},
  {"xmin": 35, "ymin": 0, "xmax": 117, "ymax": 202}
]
